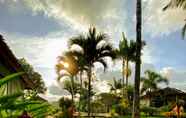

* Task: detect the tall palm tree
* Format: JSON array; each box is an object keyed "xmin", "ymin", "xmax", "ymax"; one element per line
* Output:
[
  {"xmin": 56, "ymin": 51, "xmax": 79, "ymax": 103},
  {"xmin": 163, "ymin": 0, "xmax": 186, "ymax": 38},
  {"xmin": 141, "ymin": 70, "xmax": 168, "ymax": 106},
  {"xmin": 133, "ymin": 0, "xmax": 142, "ymax": 117},
  {"xmin": 116, "ymin": 32, "xmax": 136, "ymax": 97},
  {"xmin": 69, "ymin": 27, "xmax": 116, "ymax": 117}
]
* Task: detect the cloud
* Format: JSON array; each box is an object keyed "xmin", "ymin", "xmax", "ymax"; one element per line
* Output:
[
  {"xmin": 143, "ymin": 0, "xmax": 186, "ymax": 36},
  {"xmin": 3, "ymin": 31, "xmax": 76, "ymax": 86},
  {"xmin": 160, "ymin": 67, "xmax": 186, "ymax": 91},
  {"xmin": 23, "ymin": 0, "xmax": 126, "ymax": 31},
  {"xmin": 92, "ymin": 80, "xmax": 111, "ymax": 94},
  {"xmin": 97, "ymin": 63, "xmax": 156, "ymax": 84}
]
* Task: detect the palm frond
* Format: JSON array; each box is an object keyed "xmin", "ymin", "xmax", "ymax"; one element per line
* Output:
[
  {"xmin": 182, "ymin": 23, "xmax": 186, "ymax": 38},
  {"xmin": 96, "ymin": 59, "xmax": 108, "ymax": 72},
  {"xmin": 0, "ymin": 72, "xmax": 24, "ymax": 86},
  {"xmin": 163, "ymin": 0, "xmax": 186, "ymax": 10}
]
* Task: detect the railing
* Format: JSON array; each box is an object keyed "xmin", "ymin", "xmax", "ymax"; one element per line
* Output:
[{"xmin": 73, "ymin": 112, "xmax": 112, "ymax": 118}]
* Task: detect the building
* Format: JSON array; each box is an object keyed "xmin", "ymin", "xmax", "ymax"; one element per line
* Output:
[{"xmin": 0, "ymin": 34, "xmax": 33, "ymax": 95}]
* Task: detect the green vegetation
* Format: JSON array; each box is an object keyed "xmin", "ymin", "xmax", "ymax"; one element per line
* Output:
[
  {"xmin": 0, "ymin": 73, "xmax": 56, "ymax": 118},
  {"xmin": 1, "ymin": 0, "xmax": 186, "ymax": 117}
]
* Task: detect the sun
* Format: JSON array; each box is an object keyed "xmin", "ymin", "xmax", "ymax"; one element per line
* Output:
[{"xmin": 63, "ymin": 62, "xmax": 69, "ymax": 68}]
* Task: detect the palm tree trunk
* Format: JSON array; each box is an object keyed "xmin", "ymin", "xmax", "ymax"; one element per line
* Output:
[
  {"xmin": 132, "ymin": 0, "xmax": 142, "ymax": 118},
  {"xmin": 71, "ymin": 76, "xmax": 74, "ymax": 104},
  {"xmin": 80, "ymin": 71, "xmax": 83, "ymax": 91},
  {"xmin": 87, "ymin": 66, "xmax": 92, "ymax": 117},
  {"xmin": 122, "ymin": 58, "xmax": 125, "ymax": 97},
  {"xmin": 126, "ymin": 60, "xmax": 129, "ymax": 87},
  {"xmin": 71, "ymin": 93, "xmax": 74, "ymax": 104},
  {"xmin": 78, "ymin": 71, "xmax": 83, "ymax": 111}
]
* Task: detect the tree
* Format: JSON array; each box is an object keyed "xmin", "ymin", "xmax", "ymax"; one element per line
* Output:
[
  {"xmin": 163, "ymin": 0, "xmax": 186, "ymax": 38},
  {"xmin": 18, "ymin": 58, "xmax": 46, "ymax": 94},
  {"xmin": 141, "ymin": 70, "xmax": 168, "ymax": 106},
  {"xmin": 0, "ymin": 73, "xmax": 52, "ymax": 118},
  {"xmin": 98, "ymin": 93, "xmax": 118, "ymax": 112},
  {"xmin": 109, "ymin": 78, "xmax": 123, "ymax": 94},
  {"xmin": 133, "ymin": 0, "xmax": 142, "ymax": 117},
  {"xmin": 63, "ymin": 79, "xmax": 80, "ymax": 102},
  {"xmin": 58, "ymin": 97, "xmax": 73, "ymax": 118},
  {"xmin": 141, "ymin": 70, "xmax": 168, "ymax": 95},
  {"xmin": 116, "ymin": 32, "xmax": 136, "ymax": 89},
  {"xmin": 69, "ymin": 27, "xmax": 116, "ymax": 117},
  {"xmin": 56, "ymin": 51, "xmax": 79, "ymax": 103}
]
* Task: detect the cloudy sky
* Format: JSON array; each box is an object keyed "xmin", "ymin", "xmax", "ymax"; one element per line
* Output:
[{"xmin": 1, "ymin": 0, "xmax": 186, "ymax": 101}]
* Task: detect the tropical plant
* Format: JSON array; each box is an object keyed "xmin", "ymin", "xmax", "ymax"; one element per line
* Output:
[
  {"xmin": 141, "ymin": 70, "xmax": 168, "ymax": 107},
  {"xmin": 18, "ymin": 58, "xmax": 46, "ymax": 94},
  {"xmin": 78, "ymin": 85, "xmax": 95, "ymax": 112},
  {"xmin": 0, "ymin": 73, "xmax": 53, "ymax": 118},
  {"xmin": 116, "ymin": 32, "xmax": 136, "ymax": 89},
  {"xmin": 126, "ymin": 85, "xmax": 134, "ymax": 104},
  {"xmin": 69, "ymin": 27, "xmax": 116, "ymax": 116},
  {"xmin": 56, "ymin": 51, "xmax": 80, "ymax": 103},
  {"xmin": 63, "ymin": 79, "xmax": 80, "ymax": 102},
  {"xmin": 163, "ymin": 0, "xmax": 186, "ymax": 38},
  {"xmin": 109, "ymin": 78, "xmax": 123, "ymax": 94},
  {"xmin": 133, "ymin": 0, "xmax": 142, "ymax": 117},
  {"xmin": 98, "ymin": 93, "xmax": 118, "ymax": 112},
  {"xmin": 59, "ymin": 97, "xmax": 72, "ymax": 111},
  {"xmin": 141, "ymin": 70, "xmax": 168, "ymax": 95}
]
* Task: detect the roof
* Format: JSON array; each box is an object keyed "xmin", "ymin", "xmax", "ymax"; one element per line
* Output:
[
  {"xmin": 0, "ymin": 34, "xmax": 34, "ymax": 89},
  {"xmin": 142, "ymin": 87, "xmax": 186, "ymax": 99}
]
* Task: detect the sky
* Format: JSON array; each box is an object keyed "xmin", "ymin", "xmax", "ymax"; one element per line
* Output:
[{"xmin": 1, "ymin": 0, "xmax": 186, "ymax": 101}]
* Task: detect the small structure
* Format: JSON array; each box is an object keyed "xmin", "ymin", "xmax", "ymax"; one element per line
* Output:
[
  {"xmin": 142, "ymin": 87, "xmax": 186, "ymax": 108},
  {"xmin": 0, "ymin": 35, "xmax": 33, "ymax": 95}
]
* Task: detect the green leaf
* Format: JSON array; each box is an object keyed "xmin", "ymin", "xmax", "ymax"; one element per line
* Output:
[{"xmin": 0, "ymin": 72, "xmax": 24, "ymax": 86}]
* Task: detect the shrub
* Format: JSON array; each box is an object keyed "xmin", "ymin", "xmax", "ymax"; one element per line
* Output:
[{"xmin": 141, "ymin": 106, "xmax": 159, "ymax": 116}]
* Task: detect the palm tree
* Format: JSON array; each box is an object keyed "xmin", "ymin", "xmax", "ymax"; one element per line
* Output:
[
  {"xmin": 56, "ymin": 51, "xmax": 79, "ymax": 103},
  {"xmin": 163, "ymin": 0, "xmax": 186, "ymax": 38},
  {"xmin": 116, "ymin": 32, "xmax": 136, "ymax": 97},
  {"xmin": 133, "ymin": 0, "xmax": 142, "ymax": 117},
  {"xmin": 63, "ymin": 79, "xmax": 80, "ymax": 102},
  {"xmin": 69, "ymin": 27, "xmax": 116, "ymax": 117},
  {"xmin": 109, "ymin": 78, "xmax": 123, "ymax": 94},
  {"xmin": 141, "ymin": 70, "xmax": 168, "ymax": 106}
]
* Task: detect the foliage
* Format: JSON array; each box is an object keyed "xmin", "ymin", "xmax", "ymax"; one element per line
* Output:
[
  {"xmin": 69, "ymin": 27, "xmax": 116, "ymax": 115},
  {"xmin": 63, "ymin": 79, "xmax": 80, "ymax": 99},
  {"xmin": 141, "ymin": 70, "xmax": 168, "ymax": 95},
  {"xmin": 163, "ymin": 0, "xmax": 186, "ymax": 38},
  {"xmin": 90, "ymin": 101, "xmax": 105, "ymax": 113},
  {"xmin": 56, "ymin": 51, "xmax": 80, "ymax": 78},
  {"xmin": 18, "ymin": 58, "xmax": 46, "ymax": 94},
  {"xmin": 0, "ymin": 73, "xmax": 54, "ymax": 118},
  {"xmin": 98, "ymin": 93, "xmax": 119, "ymax": 112},
  {"xmin": 109, "ymin": 78, "xmax": 123, "ymax": 93},
  {"xmin": 159, "ymin": 104, "xmax": 172, "ymax": 112},
  {"xmin": 140, "ymin": 106, "xmax": 160, "ymax": 116},
  {"xmin": 58, "ymin": 97, "xmax": 73, "ymax": 118},
  {"xmin": 59, "ymin": 97, "xmax": 73, "ymax": 111},
  {"xmin": 113, "ymin": 98, "xmax": 130, "ymax": 115},
  {"xmin": 0, "ymin": 72, "xmax": 24, "ymax": 86},
  {"xmin": 78, "ymin": 85, "xmax": 95, "ymax": 112},
  {"xmin": 116, "ymin": 32, "xmax": 136, "ymax": 90},
  {"xmin": 126, "ymin": 85, "xmax": 134, "ymax": 104}
]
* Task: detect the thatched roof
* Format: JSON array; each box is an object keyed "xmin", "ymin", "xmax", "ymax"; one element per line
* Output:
[
  {"xmin": 0, "ymin": 34, "xmax": 33, "ymax": 89},
  {"xmin": 158, "ymin": 87, "xmax": 186, "ymax": 96},
  {"xmin": 142, "ymin": 87, "xmax": 186, "ymax": 99}
]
